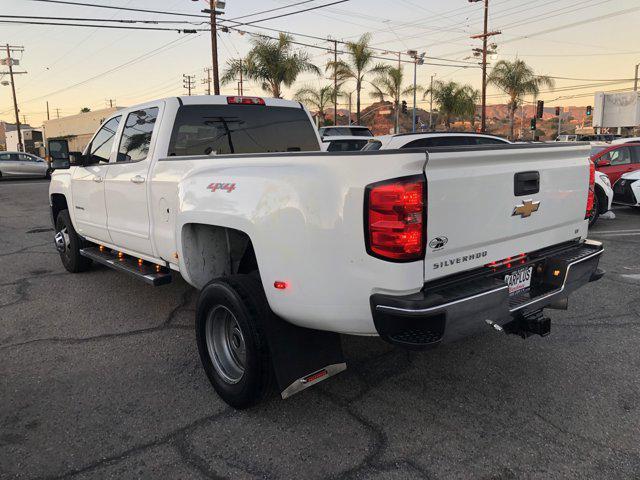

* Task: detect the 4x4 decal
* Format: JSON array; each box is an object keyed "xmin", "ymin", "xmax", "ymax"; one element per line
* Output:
[{"xmin": 207, "ymin": 182, "xmax": 236, "ymax": 193}]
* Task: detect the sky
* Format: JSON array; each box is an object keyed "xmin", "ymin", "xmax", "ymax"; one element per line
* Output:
[{"xmin": 1, "ymin": 0, "xmax": 639, "ymax": 126}]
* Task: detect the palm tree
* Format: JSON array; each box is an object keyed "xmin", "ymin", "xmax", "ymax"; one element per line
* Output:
[
  {"xmin": 369, "ymin": 65, "xmax": 420, "ymax": 133},
  {"xmin": 326, "ymin": 33, "xmax": 375, "ymax": 124},
  {"xmin": 424, "ymin": 81, "xmax": 477, "ymax": 130},
  {"xmin": 294, "ymin": 85, "xmax": 336, "ymax": 125},
  {"xmin": 488, "ymin": 59, "xmax": 554, "ymax": 140},
  {"xmin": 461, "ymin": 85, "xmax": 480, "ymax": 129},
  {"xmin": 221, "ymin": 33, "xmax": 320, "ymax": 98}
]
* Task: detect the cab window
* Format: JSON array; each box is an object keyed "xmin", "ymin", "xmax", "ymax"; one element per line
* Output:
[
  {"xmin": 88, "ymin": 116, "xmax": 121, "ymax": 164},
  {"xmin": 117, "ymin": 107, "xmax": 159, "ymax": 162}
]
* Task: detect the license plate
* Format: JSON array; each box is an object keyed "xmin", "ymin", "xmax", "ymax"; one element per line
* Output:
[{"xmin": 505, "ymin": 266, "xmax": 533, "ymax": 295}]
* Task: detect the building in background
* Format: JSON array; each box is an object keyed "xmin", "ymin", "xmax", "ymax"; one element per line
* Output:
[
  {"xmin": 0, "ymin": 121, "xmax": 35, "ymax": 151},
  {"xmin": 43, "ymin": 107, "xmax": 121, "ymax": 153},
  {"xmin": 5, "ymin": 128, "xmax": 43, "ymax": 154}
]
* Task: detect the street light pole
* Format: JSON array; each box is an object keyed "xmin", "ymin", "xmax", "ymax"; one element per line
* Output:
[
  {"xmin": 634, "ymin": 63, "xmax": 639, "ymax": 91},
  {"xmin": 4, "ymin": 44, "xmax": 24, "ymax": 152}
]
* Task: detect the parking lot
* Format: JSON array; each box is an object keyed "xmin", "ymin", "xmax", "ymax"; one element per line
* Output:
[{"xmin": 1, "ymin": 178, "xmax": 639, "ymax": 480}]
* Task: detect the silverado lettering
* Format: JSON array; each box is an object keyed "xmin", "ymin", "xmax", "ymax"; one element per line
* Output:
[{"xmin": 433, "ymin": 251, "xmax": 488, "ymax": 270}]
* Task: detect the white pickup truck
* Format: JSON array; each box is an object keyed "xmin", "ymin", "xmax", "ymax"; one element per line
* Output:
[{"xmin": 48, "ymin": 95, "xmax": 604, "ymax": 408}]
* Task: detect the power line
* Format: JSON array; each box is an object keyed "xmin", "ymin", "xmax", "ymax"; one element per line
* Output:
[
  {"xmin": 227, "ymin": 1, "xmax": 318, "ymax": 21},
  {"xmin": 29, "ymin": 0, "xmax": 209, "ymax": 18},
  {"xmin": 0, "ymin": 19, "xmax": 202, "ymax": 32},
  {"xmin": 0, "ymin": 14, "xmax": 206, "ymax": 24},
  {"xmin": 238, "ymin": 0, "xmax": 350, "ymax": 26}
]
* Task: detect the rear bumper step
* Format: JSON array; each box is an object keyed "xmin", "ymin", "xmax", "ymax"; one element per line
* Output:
[
  {"xmin": 370, "ymin": 240, "xmax": 604, "ymax": 350},
  {"xmin": 80, "ymin": 247, "xmax": 172, "ymax": 286}
]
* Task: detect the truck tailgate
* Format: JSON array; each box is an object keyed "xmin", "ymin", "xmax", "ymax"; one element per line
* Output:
[{"xmin": 424, "ymin": 144, "xmax": 591, "ymax": 281}]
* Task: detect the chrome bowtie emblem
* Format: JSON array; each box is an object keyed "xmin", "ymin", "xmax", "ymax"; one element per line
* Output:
[{"xmin": 512, "ymin": 200, "xmax": 540, "ymax": 218}]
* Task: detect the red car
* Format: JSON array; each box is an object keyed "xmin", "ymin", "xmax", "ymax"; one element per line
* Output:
[{"xmin": 590, "ymin": 143, "xmax": 640, "ymax": 184}]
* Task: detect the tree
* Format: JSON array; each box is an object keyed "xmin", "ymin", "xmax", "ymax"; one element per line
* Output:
[
  {"xmin": 80, "ymin": 107, "xmax": 91, "ymax": 113},
  {"xmin": 326, "ymin": 33, "xmax": 375, "ymax": 124},
  {"xmin": 461, "ymin": 85, "xmax": 480, "ymax": 130},
  {"xmin": 487, "ymin": 59, "xmax": 554, "ymax": 140},
  {"xmin": 294, "ymin": 85, "xmax": 336, "ymax": 125},
  {"xmin": 369, "ymin": 65, "xmax": 418, "ymax": 132},
  {"xmin": 423, "ymin": 81, "xmax": 477, "ymax": 130},
  {"xmin": 221, "ymin": 33, "xmax": 320, "ymax": 98}
]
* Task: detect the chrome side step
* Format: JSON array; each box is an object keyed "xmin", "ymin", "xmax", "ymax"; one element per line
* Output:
[{"xmin": 80, "ymin": 246, "xmax": 172, "ymax": 286}]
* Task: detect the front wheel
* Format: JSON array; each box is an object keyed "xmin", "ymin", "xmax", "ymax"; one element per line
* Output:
[
  {"xmin": 195, "ymin": 274, "xmax": 273, "ymax": 409},
  {"xmin": 55, "ymin": 209, "xmax": 92, "ymax": 273}
]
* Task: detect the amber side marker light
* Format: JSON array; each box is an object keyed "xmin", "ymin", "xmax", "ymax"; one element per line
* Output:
[
  {"xmin": 137, "ymin": 259, "xmax": 143, "ymax": 266},
  {"xmin": 553, "ymin": 269, "xmax": 561, "ymax": 277},
  {"xmin": 117, "ymin": 252, "xmax": 124, "ymax": 260},
  {"xmin": 274, "ymin": 281, "xmax": 288, "ymax": 290}
]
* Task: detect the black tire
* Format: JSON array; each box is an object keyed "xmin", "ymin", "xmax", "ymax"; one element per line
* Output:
[
  {"xmin": 55, "ymin": 209, "xmax": 92, "ymax": 273},
  {"xmin": 45, "ymin": 168, "xmax": 52, "ymax": 179},
  {"xmin": 588, "ymin": 193, "xmax": 600, "ymax": 228},
  {"xmin": 196, "ymin": 274, "xmax": 273, "ymax": 409}
]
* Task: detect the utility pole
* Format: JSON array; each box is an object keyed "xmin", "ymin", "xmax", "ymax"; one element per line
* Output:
[
  {"xmin": 634, "ymin": 63, "xmax": 639, "ymax": 91},
  {"xmin": 469, "ymin": 0, "xmax": 500, "ymax": 133},
  {"xmin": 55, "ymin": 108, "xmax": 60, "ymax": 119},
  {"xmin": 206, "ymin": 0, "xmax": 224, "ymax": 95},
  {"xmin": 408, "ymin": 51, "xmax": 425, "ymax": 133},
  {"xmin": 238, "ymin": 58, "xmax": 243, "ymax": 95},
  {"xmin": 428, "ymin": 74, "xmax": 435, "ymax": 131},
  {"xmin": 46, "ymin": 101, "xmax": 50, "ymax": 121},
  {"xmin": 105, "ymin": 98, "xmax": 115, "ymax": 108},
  {"xmin": 2, "ymin": 44, "xmax": 26, "ymax": 151},
  {"xmin": 183, "ymin": 74, "xmax": 195, "ymax": 96},
  {"xmin": 203, "ymin": 67, "xmax": 212, "ymax": 95}
]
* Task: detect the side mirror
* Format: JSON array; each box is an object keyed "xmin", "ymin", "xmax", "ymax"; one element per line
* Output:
[
  {"xmin": 597, "ymin": 158, "xmax": 611, "ymax": 167},
  {"xmin": 48, "ymin": 139, "xmax": 70, "ymax": 170}
]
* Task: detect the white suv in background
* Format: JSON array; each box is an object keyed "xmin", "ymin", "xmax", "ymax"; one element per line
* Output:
[
  {"xmin": 318, "ymin": 125, "xmax": 373, "ymax": 139},
  {"xmin": 362, "ymin": 132, "xmax": 511, "ymax": 150}
]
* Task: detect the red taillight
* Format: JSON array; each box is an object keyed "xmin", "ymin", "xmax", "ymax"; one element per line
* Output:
[
  {"xmin": 585, "ymin": 160, "xmax": 595, "ymax": 219},
  {"xmin": 365, "ymin": 175, "xmax": 425, "ymax": 262},
  {"xmin": 227, "ymin": 96, "xmax": 265, "ymax": 105}
]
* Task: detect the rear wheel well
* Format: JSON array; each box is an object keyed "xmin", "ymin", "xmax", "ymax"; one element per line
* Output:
[
  {"xmin": 594, "ymin": 184, "xmax": 608, "ymax": 214},
  {"xmin": 181, "ymin": 224, "xmax": 259, "ymax": 289},
  {"xmin": 50, "ymin": 194, "xmax": 68, "ymax": 224}
]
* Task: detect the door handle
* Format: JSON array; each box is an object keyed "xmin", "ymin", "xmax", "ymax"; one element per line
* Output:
[
  {"xmin": 92, "ymin": 176, "xmax": 103, "ymax": 183},
  {"xmin": 130, "ymin": 175, "xmax": 146, "ymax": 184}
]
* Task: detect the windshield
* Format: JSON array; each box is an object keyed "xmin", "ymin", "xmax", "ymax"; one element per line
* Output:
[
  {"xmin": 590, "ymin": 146, "xmax": 608, "ymax": 157},
  {"xmin": 361, "ymin": 140, "xmax": 382, "ymax": 151},
  {"xmin": 320, "ymin": 127, "xmax": 373, "ymax": 137},
  {"xmin": 168, "ymin": 105, "xmax": 320, "ymax": 156}
]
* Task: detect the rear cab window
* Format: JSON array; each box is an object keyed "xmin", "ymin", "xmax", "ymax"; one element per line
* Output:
[{"xmin": 168, "ymin": 105, "xmax": 320, "ymax": 156}]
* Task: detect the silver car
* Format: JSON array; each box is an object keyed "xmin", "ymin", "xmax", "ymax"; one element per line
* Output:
[{"xmin": 0, "ymin": 151, "xmax": 50, "ymax": 179}]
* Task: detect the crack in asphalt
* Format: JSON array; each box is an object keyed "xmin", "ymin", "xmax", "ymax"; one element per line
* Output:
[
  {"xmin": 0, "ymin": 287, "xmax": 195, "ymax": 351},
  {"xmin": 32, "ymin": 410, "xmax": 232, "ymax": 480}
]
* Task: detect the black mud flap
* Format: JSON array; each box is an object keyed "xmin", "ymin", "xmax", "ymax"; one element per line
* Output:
[{"xmin": 261, "ymin": 313, "xmax": 346, "ymax": 399}]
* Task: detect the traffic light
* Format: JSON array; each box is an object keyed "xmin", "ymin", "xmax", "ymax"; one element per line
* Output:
[
  {"xmin": 401, "ymin": 100, "xmax": 408, "ymax": 114},
  {"xmin": 536, "ymin": 100, "xmax": 544, "ymax": 119},
  {"xmin": 586, "ymin": 105, "xmax": 592, "ymax": 116},
  {"xmin": 530, "ymin": 118, "xmax": 537, "ymax": 131},
  {"xmin": 555, "ymin": 106, "xmax": 561, "ymax": 116}
]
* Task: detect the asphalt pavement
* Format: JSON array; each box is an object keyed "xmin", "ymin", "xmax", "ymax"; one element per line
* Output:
[{"xmin": 1, "ymin": 178, "xmax": 639, "ymax": 480}]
